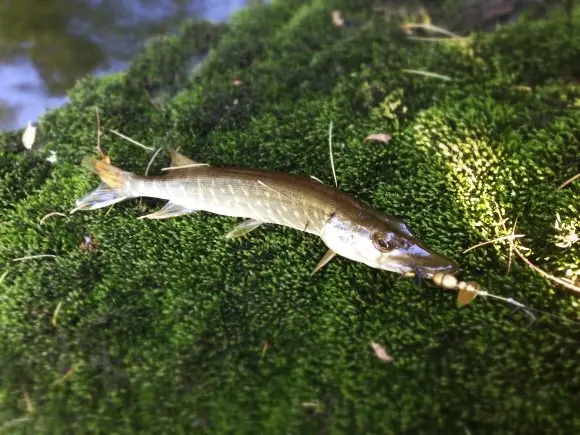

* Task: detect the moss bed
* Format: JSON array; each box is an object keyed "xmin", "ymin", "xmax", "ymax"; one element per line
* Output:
[{"xmin": 1, "ymin": 1, "xmax": 579, "ymax": 433}]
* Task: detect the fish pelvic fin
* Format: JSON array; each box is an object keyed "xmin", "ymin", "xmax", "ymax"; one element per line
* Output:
[
  {"xmin": 138, "ymin": 202, "xmax": 197, "ymax": 220},
  {"xmin": 71, "ymin": 183, "xmax": 129, "ymax": 213},
  {"xmin": 311, "ymin": 249, "xmax": 337, "ymax": 275},
  {"xmin": 225, "ymin": 219, "xmax": 264, "ymax": 239},
  {"xmin": 82, "ymin": 156, "xmax": 130, "ymax": 190}
]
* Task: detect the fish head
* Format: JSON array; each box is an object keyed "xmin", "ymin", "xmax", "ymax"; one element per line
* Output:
[{"xmin": 320, "ymin": 211, "xmax": 458, "ymax": 278}]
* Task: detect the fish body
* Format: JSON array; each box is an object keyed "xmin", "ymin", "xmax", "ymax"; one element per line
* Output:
[{"xmin": 74, "ymin": 151, "xmax": 458, "ymax": 279}]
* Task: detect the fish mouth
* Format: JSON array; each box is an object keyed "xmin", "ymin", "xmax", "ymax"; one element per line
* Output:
[{"xmin": 386, "ymin": 251, "xmax": 459, "ymax": 279}]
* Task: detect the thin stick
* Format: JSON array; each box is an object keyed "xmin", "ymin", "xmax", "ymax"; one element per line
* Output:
[
  {"xmin": 463, "ymin": 234, "xmax": 525, "ymax": 253},
  {"xmin": 39, "ymin": 212, "xmax": 67, "ymax": 225},
  {"xmin": 161, "ymin": 163, "xmax": 209, "ymax": 171},
  {"xmin": 13, "ymin": 254, "xmax": 57, "ymax": 262},
  {"xmin": 402, "ymin": 69, "xmax": 453, "ymax": 81},
  {"xmin": 401, "ymin": 23, "xmax": 463, "ymax": 39},
  {"xmin": 109, "ymin": 129, "xmax": 155, "ymax": 151},
  {"xmin": 257, "ymin": 180, "xmax": 292, "ymax": 202},
  {"xmin": 558, "ymin": 173, "xmax": 580, "ymax": 189},
  {"xmin": 310, "ymin": 175, "xmax": 324, "ymax": 184},
  {"xmin": 493, "ymin": 203, "xmax": 580, "ymax": 294},
  {"xmin": 511, "ymin": 243, "xmax": 580, "ymax": 294},
  {"xmin": 328, "ymin": 121, "xmax": 337, "ymax": 187}
]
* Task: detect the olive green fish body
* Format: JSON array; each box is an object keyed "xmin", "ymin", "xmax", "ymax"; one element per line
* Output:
[
  {"xmin": 128, "ymin": 167, "xmax": 351, "ymax": 235},
  {"xmin": 74, "ymin": 152, "xmax": 458, "ymax": 279}
]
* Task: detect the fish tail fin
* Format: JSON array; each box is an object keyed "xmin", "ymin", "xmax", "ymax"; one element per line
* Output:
[
  {"xmin": 72, "ymin": 157, "xmax": 133, "ymax": 212},
  {"xmin": 82, "ymin": 156, "xmax": 130, "ymax": 189}
]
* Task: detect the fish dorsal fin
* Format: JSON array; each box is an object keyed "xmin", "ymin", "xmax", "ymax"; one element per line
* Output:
[{"xmin": 169, "ymin": 149, "xmax": 204, "ymax": 168}]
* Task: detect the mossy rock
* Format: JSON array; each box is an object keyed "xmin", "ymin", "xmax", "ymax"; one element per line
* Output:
[{"xmin": 1, "ymin": 1, "xmax": 579, "ymax": 433}]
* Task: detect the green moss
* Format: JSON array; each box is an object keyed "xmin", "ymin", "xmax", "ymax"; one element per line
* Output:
[{"xmin": 1, "ymin": 1, "xmax": 580, "ymax": 433}]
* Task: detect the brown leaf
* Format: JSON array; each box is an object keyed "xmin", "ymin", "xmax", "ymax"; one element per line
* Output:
[
  {"xmin": 364, "ymin": 133, "xmax": 392, "ymax": 144},
  {"xmin": 370, "ymin": 341, "xmax": 393, "ymax": 363}
]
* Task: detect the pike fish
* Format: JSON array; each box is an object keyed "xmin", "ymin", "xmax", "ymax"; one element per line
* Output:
[{"xmin": 73, "ymin": 150, "xmax": 477, "ymax": 304}]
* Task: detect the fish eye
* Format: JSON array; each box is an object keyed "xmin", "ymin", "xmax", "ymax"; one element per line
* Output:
[{"xmin": 372, "ymin": 231, "xmax": 395, "ymax": 252}]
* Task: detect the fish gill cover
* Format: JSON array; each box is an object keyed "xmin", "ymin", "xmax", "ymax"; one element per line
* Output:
[{"xmin": 0, "ymin": 0, "xmax": 579, "ymax": 433}]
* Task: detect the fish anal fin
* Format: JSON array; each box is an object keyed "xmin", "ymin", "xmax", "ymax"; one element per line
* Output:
[
  {"xmin": 225, "ymin": 219, "xmax": 264, "ymax": 239},
  {"xmin": 138, "ymin": 202, "xmax": 197, "ymax": 220},
  {"xmin": 169, "ymin": 149, "xmax": 203, "ymax": 168},
  {"xmin": 311, "ymin": 249, "xmax": 337, "ymax": 275}
]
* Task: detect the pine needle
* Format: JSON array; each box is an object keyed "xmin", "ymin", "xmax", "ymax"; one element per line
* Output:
[
  {"xmin": 402, "ymin": 69, "xmax": 453, "ymax": 81},
  {"xmin": 401, "ymin": 23, "xmax": 463, "ymax": 39},
  {"xmin": 109, "ymin": 129, "xmax": 155, "ymax": 151},
  {"xmin": 52, "ymin": 302, "xmax": 63, "ymax": 327},
  {"xmin": 507, "ymin": 217, "xmax": 519, "ymax": 274},
  {"xmin": 328, "ymin": 121, "xmax": 337, "ymax": 187},
  {"xmin": 39, "ymin": 211, "xmax": 67, "ymax": 225},
  {"xmin": 463, "ymin": 234, "xmax": 525, "ymax": 253},
  {"xmin": 95, "ymin": 106, "xmax": 103, "ymax": 157},
  {"xmin": 161, "ymin": 163, "xmax": 210, "ymax": 171},
  {"xmin": 53, "ymin": 364, "xmax": 78, "ymax": 386},
  {"xmin": 558, "ymin": 173, "xmax": 580, "ymax": 189},
  {"xmin": 13, "ymin": 254, "xmax": 57, "ymax": 262},
  {"xmin": 145, "ymin": 148, "xmax": 163, "ymax": 176}
]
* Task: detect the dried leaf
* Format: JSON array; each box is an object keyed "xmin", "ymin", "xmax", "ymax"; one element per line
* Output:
[
  {"xmin": 79, "ymin": 235, "xmax": 98, "ymax": 252},
  {"xmin": 364, "ymin": 133, "xmax": 392, "ymax": 144},
  {"xmin": 331, "ymin": 10, "xmax": 344, "ymax": 27},
  {"xmin": 232, "ymin": 79, "xmax": 243, "ymax": 87},
  {"xmin": 46, "ymin": 150, "xmax": 58, "ymax": 164},
  {"xmin": 370, "ymin": 341, "xmax": 393, "ymax": 362},
  {"xmin": 22, "ymin": 121, "xmax": 37, "ymax": 149}
]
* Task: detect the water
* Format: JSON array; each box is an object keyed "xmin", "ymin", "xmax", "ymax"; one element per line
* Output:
[{"xmin": 0, "ymin": 0, "xmax": 249, "ymax": 132}]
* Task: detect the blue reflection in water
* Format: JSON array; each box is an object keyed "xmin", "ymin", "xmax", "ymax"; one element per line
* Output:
[{"xmin": 0, "ymin": 0, "xmax": 248, "ymax": 131}]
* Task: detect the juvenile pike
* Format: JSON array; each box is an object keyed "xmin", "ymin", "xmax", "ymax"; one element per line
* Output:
[{"xmin": 74, "ymin": 151, "xmax": 477, "ymax": 304}]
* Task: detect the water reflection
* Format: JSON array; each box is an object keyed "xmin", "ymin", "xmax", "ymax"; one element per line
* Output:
[{"xmin": 0, "ymin": 0, "xmax": 248, "ymax": 131}]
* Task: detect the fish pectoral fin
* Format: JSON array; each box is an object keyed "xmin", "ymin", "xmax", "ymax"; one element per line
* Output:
[
  {"xmin": 225, "ymin": 219, "xmax": 264, "ymax": 239},
  {"xmin": 169, "ymin": 149, "xmax": 205, "ymax": 168},
  {"xmin": 138, "ymin": 202, "xmax": 197, "ymax": 220},
  {"xmin": 311, "ymin": 249, "xmax": 337, "ymax": 275}
]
